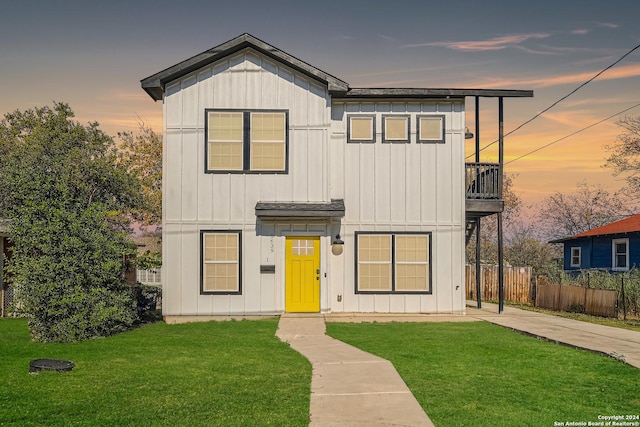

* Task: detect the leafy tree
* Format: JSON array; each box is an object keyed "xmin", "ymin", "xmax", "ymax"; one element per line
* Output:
[
  {"xmin": 605, "ymin": 115, "xmax": 640, "ymax": 201},
  {"xmin": 504, "ymin": 221, "xmax": 561, "ymax": 276},
  {"xmin": 535, "ymin": 181, "xmax": 633, "ymax": 241},
  {"xmin": 0, "ymin": 103, "xmax": 143, "ymax": 342},
  {"xmin": 466, "ymin": 174, "xmax": 521, "ymax": 264},
  {"xmin": 117, "ymin": 123, "xmax": 162, "ymax": 224}
]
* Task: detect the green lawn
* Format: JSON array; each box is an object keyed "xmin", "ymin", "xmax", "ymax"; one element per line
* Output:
[
  {"xmin": 326, "ymin": 321, "xmax": 640, "ymax": 427},
  {"xmin": 0, "ymin": 318, "xmax": 310, "ymax": 427}
]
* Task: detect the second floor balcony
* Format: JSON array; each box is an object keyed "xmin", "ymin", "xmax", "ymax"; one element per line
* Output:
[{"xmin": 465, "ymin": 162, "xmax": 503, "ymax": 219}]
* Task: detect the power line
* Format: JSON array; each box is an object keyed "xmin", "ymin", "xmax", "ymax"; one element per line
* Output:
[
  {"xmin": 467, "ymin": 42, "xmax": 640, "ymax": 159},
  {"xmin": 505, "ymin": 102, "xmax": 640, "ymax": 165}
]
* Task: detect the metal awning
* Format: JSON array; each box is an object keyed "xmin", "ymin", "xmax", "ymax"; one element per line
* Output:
[{"xmin": 255, "ymin": 199, "xmax": 345, "ymax": 218}]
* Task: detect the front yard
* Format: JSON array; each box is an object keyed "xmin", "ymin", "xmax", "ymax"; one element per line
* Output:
[
  {"xmin": 327, "ymin": 321, "xmax": 640, "ymax": 427},
  {"xmin": 0, "ymin": 318, "xmax": 310, "ymax": 426}
]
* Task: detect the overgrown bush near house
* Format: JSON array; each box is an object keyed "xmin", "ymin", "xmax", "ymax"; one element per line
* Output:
[{"xmin": 0, "ymin": 104, "xmax": 143, "ymax": 342}]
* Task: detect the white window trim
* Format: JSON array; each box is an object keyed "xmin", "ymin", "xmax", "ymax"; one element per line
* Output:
[
  {"xmin": 570, "ymin": 247, "xmax": 581, "ymax": 268},
  {"xmin": 612, "ymin": 238, "xmax": 629, "ymax": 271}
]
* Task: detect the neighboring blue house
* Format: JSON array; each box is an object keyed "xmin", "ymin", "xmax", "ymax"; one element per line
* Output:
[{"xmin": 551, "ymin": 214, "xmax": 640, "ymax": 273}]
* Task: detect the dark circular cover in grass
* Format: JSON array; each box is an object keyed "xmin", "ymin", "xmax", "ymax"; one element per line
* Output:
[{"xmin": 29, "ymin": 359, "xmax": 75, "ymax": 373}]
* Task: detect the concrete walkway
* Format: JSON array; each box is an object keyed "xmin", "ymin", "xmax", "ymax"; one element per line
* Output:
[
  {"xmin": 276, "ymin": 314, "xmax": 434, "ymax": 427},
  {"xmin": 276, "ymin": 304, "xmax": 640, "ymax": 426},
  {"xmin": 466, "ymin": 301, "xmax": 640, "ymax": 369}
]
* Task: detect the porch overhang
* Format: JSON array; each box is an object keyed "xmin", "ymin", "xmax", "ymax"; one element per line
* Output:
[{"xmin": 255, "ymin": 199, "xmax": 345, "ymax": 219}]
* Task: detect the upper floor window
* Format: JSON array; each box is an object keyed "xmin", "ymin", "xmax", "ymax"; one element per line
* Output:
[
  {"xmin": 417, "ymin": 115, "xmax": 445, "ymax": 143},
  {"xmin": 347, "ymin": 115, "xmax": 375, "ymax": 143},
  {"xmin": 206, "ymin": 110, "xmax": 288, "ymax": 173},
  {"xmin": 382, "ymin": 115, "xmax": 410, "ymax": 143},
  {"xmin": 570, "ymin": 247, "xmax": 581, "ymax": 268},
  {"xmin": 612, "ymin": 238, "xmax": 629, "ymax": 271}
]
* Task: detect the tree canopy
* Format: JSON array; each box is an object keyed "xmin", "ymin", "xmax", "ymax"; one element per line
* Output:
[
  {"xmin": 606, "ymin": 115, "xmax": 640, "ymax": 202},
  {"xmin": 117, "ymin": 123, "xmax": 162, "ymax": 224},
  {"xmin": 0, "ymin": 103, "xmax": 143, "ymax": 342},
  {"xmin": 536, "ymin": 181, "xmax": 632, "ymax": 241}
]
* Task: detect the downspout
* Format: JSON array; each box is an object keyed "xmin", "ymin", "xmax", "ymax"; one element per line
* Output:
[{"xmin": 498, "ymin": 97, "xmax": 505, "ymax": 314}]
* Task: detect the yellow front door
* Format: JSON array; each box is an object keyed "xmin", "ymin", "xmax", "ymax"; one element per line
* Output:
[{"xmin": 285, "ymin": 236, "xmax": 320, "ymax": 312}]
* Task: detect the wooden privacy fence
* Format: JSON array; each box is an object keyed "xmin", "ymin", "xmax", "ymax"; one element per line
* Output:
[
  {"xmin": 535, "ymin": 283, "xmax": 618, "ymax": 318},
  {"xmin": 466, "ymin": 265, "xmax": 533, "ymax": 303}
]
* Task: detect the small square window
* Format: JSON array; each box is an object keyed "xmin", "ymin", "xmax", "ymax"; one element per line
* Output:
[
  {"xmin": 347, "ymin": 115, "xmax": 375, "ymax": 143},
  {"xmin": 382, "ymin": 115, "xmax": 410, "ymax": 143},
  {"xmin": 417, "ymin": 115, "xmax": 445, "ymax": 143}
]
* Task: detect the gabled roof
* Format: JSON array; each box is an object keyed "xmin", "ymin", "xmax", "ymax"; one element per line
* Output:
[
  {"xmin": 141, "ymin": 33, "xmax": 349, "ymax": 101},
  {"xmin": 141, "ymin": 33, "xmax": 534, "ymax": 102},
  {"xmin": 551, "ymin": 214, "xmax": 640, "ymax": 243}
]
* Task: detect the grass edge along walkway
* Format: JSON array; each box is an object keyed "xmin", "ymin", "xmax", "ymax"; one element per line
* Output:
[
  {"xmin": 0, "ymin": 318, "xmax": 311, "ymax": 427},
  {"xmin": 326, "ymin": 321, "xmax": 640, "ymax": 427}
]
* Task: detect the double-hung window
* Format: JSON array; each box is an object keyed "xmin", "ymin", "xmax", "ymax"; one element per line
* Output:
[
  {"xmin": 355, "ymin": 232, "xmax": 431, "ymax": 293},
  {"xmin": 570, "ymin": 247, "xmax": 581, "ymax": 268},
  {"xmin": 612, "ymin": 238, "xmax": 629, "ymax": 271},
  {"xmin": 201, "ymin": 231, "xmax": 242, "ymax": 294},
  {"xmin": 206, "ymin": 110, "xmax": 288, "ymax": 173}
]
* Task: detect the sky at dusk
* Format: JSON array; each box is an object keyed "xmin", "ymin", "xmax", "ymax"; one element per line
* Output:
[{"xmin": 1, "ymin": 0, "xmax": 639, "ymax": 208}]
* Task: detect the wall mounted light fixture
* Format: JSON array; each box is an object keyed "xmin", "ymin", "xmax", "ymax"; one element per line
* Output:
[{"xmin": 331, "ymin": 234, "xmax": 344, "ymax": 255}]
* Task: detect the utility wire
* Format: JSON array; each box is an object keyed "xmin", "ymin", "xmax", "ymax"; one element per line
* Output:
[
  {"xmin": 505, "ymin": 102, "xmax": 640, "ymax": 165},
  {"xmin": 467, "ymin": 42, "xmax": 640, "ymax": 159}
]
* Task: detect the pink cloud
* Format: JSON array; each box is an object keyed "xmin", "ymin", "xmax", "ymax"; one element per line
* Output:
[{"xmin": 405, "ymin": 33, "xmax": 551, "ymax": 51}]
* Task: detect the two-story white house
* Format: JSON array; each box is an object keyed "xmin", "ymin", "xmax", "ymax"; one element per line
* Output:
[{"xmin": 141, "ymin": 33, "xmax": 532, "ymax": 320}]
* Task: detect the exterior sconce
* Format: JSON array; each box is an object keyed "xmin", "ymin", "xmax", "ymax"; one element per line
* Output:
[
  {"xmin": 331, "ymin": 234, "xmax": 344, "ymax": 256},
  {"xmin": 465, "ymin": 127, "xmax": 474, "ymax": 139}
]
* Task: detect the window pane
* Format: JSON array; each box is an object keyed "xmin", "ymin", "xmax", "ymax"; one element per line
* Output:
[
  {"xmin": 396, "ymin": 235, "xmax": 429, "ymax": 262},
  {"xmin": 204, "ymin": 234, "xmax": 238, "ymax": 262},
  {"xmin": 385, "ymin": 117, "xmax": 407, "ymax": 140},
  {"xmin": 251, "ymin": 113, "xmax": 285, "ymax": 142},
  {"xmin": 359, "ymin": 264, "xmax": 392, "ymax": 291},
  {"xmin": 358, "ymin": 235, "xmax": 391, "ymax": 262},
  {"xmin": 209, "ymin": 141, "xmax": 243, "ymax": 170},
  {"xmin": 250, "ymin": 113, "xmax": 285, "ymax": 171},
  {"xmin": 204, "ymin": 263, "xmax": 238, "ymax": 292},
  {"xmin": 209, "ymin": 112, "xmax": 243, "ymax": 141},
  {"xmin": 350, "ymin": 117, "xmax": 373, "ymax": 140},
  {"xmin": 251, "ymin": 142, "xmax": 285, "ymax": 171},
  {"xmin": 419, "ymin": 117, "xmax": 442, "ymax": 141},
  {"xmin": 395, "ymin": 264, "xmax": 428, "ymax": 291}
]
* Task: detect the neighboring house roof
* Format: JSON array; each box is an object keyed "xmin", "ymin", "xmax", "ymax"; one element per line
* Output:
[
  {"xmin": 141, "ymin": 33, "xmax": 533, "ymax": 102},
  {"xmin": 551, "ymin": 214, "xmax": 640, "ymax": 243}
]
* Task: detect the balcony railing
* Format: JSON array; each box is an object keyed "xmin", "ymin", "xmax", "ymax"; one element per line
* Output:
[{"xmin": 466, "ymin": 163, "xmax": 500, "ymax": 199}]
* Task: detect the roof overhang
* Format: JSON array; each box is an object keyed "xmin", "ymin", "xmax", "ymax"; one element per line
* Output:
[
  {"xmin": 255, "ymin": 199, "xmax": 345, "ymax": 219},
  {"xmin": 141, "ymin": 33, "xmax": 349, "ymax": 101},
  {"xmin": 332, "ymin": 88, "xmax": 533, "ymax": 100}
]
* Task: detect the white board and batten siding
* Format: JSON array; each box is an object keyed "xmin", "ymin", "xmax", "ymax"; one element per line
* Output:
[
  {"xmin": 161, "ymin": 48, "xmax": 466, "ymax": 317},
  {"xmin": 329, "ymin": 101, "xmax": 467, "ymax": 314},
  {"xmin": 162, "ymin": 49, "xmax": 332, "ymax": 316}
]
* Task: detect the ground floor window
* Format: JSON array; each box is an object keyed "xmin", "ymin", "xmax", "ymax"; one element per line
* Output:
[
  {"xmin": 355, "ymin": 232, "xmax": 431, "ymax": 294},
  {"xmin": 201, "ymin": 231, "xmax": 242, "ymax": 294},
  {"xmin": 570, "ymin": 247, "xmax": 581, "ymax": 268},
  {"xmin": 612, "ymin": 238, "xmax": 629, "ymax": 271}
]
